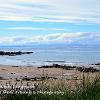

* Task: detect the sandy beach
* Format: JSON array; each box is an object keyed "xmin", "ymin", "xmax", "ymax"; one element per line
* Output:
[
  {"xmin": 0, "ymin": 64, "xmax": 80, "ymax": 80},
  {"xmin": 0, "ymin": 64, "xmax": 99, "ymax": 89}
]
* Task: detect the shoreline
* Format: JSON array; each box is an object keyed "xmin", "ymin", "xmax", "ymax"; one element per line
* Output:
[
  {"xmin": 0, "ymin": 63, "xmax": 99, "ymax": 80},
  {"xmin": 0, "ymin": 62, "xmax": 100, "ymax": 69}
]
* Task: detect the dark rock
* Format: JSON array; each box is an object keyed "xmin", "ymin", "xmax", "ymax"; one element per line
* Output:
[
  {"xmin": 0, "ymin": 76, "xmax": 4, "ymax": 80},
  {"xmin": 38, "ymin": 64, "xmax": 100, "ymax": 72},
  {"xmin": 38, "ymin": 64, "xmax": 76, "ymax": 70},
  {"xmin": 94, "ymin": 63, "xmax": 100, "ymax": 65},
  {"xmin": 76, "ymin": 67, "xmax": 99, "ymax": 72},
  {"xmin": 0, "ymin": 51, "xmax": 33, "ymax": 56},
  {"xmin": 10, "ymin": 73, "xmax": 16, "ymax": 74},
  {"xmin": 12, "ymin": 66, "xmax": 19, "ymax": 67}
]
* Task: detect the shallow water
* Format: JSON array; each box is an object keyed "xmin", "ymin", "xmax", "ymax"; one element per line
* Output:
[{"xmin": 0, "ymin": 45, "xmax": 100, "ymax": 66}]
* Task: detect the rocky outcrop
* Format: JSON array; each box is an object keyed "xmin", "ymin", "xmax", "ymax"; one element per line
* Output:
[
  {"xmin": 38, "ymin": 64, "xmax": 77, "ymax": 70},
  {"xmin": 76, "ymin": 67, "xmax": 99, "ymax": 72},
  {"xmin": 0, "ymin": 51, "xmax": 33, "ymax": 56},
  {"xmin": 38, "ymin": 64, "xmax": 100, "ymax": 72}
]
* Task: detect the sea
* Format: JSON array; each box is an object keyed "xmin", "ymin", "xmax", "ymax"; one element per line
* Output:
[{"xmin": 0, "ymin": 45, "xmax": 100, "ymax": 66}]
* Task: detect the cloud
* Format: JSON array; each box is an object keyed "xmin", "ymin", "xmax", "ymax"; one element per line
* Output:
[
  {"xmin": 0, "ymin": 32, "xmax": 92, "ymax": 45},
  {"xmin": 0, "ymin": 0, "xmax": 100, "ymax": 23},
  {"xmin": 7, "ymin": 27, "xmax": 64, "ymax": 31}
]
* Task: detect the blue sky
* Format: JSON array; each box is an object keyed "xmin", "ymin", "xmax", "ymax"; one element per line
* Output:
[{"xmin": 0, "ymin": 0, "xmax": 100, "ymax": 45}]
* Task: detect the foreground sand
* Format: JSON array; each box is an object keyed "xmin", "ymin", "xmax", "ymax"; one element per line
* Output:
[
  {"xmin": 0, "ymin": 64, "xmax": 81, "ymax": 80},
  {"xmin": 0, "ymin": 64, "xmax": 99, "ymax": 89}
]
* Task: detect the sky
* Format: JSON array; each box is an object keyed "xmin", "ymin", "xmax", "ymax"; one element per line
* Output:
[{"xmin": 0, "ymin": 0, "xmax": 100, "ymax": 45}]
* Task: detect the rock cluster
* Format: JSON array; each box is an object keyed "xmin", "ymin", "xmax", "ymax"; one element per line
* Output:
[
  {"xmin": 38, "ymin": 64, "xmax": 100, "ymax": 72},
  {"xmin": 0, "ymin": 51, "xmax": 33, "ymax": 56}
]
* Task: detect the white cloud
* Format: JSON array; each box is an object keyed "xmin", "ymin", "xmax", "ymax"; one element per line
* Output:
[
  {"xmin": 0, "ymin": 0, "xmax": 100, "ymax": 23},
  {"xmin": 0, "ymin": 32, "xmax": 90, "ymax": 45},
  {"xmin": 7, "ymin": 27, "xmax": 64, "ymax": 31}
]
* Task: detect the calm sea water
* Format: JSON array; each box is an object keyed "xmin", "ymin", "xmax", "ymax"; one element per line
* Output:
[{"xmin": 0, "ymin": 45, "xmax": 100, "ymax": 66}]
